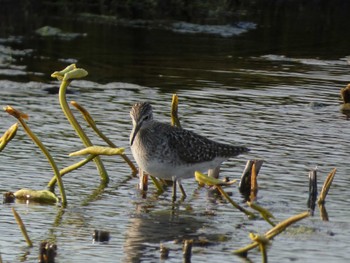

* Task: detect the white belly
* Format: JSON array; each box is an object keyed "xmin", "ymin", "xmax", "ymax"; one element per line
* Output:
[{"xmin": 132, "ymin": 145, "xmax": 224, "ymax": 180}]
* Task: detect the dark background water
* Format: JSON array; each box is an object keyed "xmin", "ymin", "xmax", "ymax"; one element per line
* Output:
[{"xmin": 1, "ymin": 1, "xmax": 350, "ymax": 262}]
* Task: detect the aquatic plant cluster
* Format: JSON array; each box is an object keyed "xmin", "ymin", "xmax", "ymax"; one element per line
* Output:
[{"xmin": 0, "ymin": 65, "xmax": 338, "ymax": 262}]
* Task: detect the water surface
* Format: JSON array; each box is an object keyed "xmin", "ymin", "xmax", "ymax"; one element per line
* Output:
[{"xmin": 1, "ymin": 16, "xmax": 350, "ymax": 262}]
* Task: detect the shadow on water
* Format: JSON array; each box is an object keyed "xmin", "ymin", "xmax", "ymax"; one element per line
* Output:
[{"xmin": 123, "ymin": 204, "xmax": 203, "ymax": 262}]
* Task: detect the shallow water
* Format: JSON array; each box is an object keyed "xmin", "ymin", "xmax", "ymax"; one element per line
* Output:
[{"xmin": 1, "ymin": 16, "xmax": 350, "ymax": 262}]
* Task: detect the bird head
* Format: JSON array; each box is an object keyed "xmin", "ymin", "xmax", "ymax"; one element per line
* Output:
[{"xmin": 130, "ymin": 102, "xmax": 153, "ymax": 146}]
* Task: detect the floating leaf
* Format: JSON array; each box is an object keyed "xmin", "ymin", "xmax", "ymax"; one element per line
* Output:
[
  {"xmin": 63, "ymin": 68, "xmax": 88, "ymax": 81},
  {"xmin": 14, "ymin": 189, "xmax": 59, "ymax": 204},
  {"xmin": 51, "ymin": 64, "xmax": 76, "ymax": 80},
  {"xmin": 51, "ymin": 65, "xmax": 87, "ymax": 81},
  {"xmin": 70, "ymin": 146, "xmax": 125, "ymax": 156},
  {"xmin": 194, "ymin": 171, "xmax": 237, "ymax": 186}
]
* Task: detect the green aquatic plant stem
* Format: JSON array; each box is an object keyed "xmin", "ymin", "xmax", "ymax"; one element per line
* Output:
[
  {"xmin": 49, "ymin": 146, "xmax": 125, "ymax": 190},
  {"xmin": 318, "ymin": 168, "xmax": 336, "ymax": 205},
  {"xmin": 150, "ymin": 175, "xmax": 164, "ymax": 193},
  {"xmin": 249, "ymin": 233, "xmax": 268, "ymax": 263},
  {"xmin": 69, "ymin": 146, "xmax": 124, "ymax": 156},
  {"xmin": 195, "ymin": 171, "xmax": 255, "ymax": 218},
  {"xmin": 0, "ymin": 123, "xmax": 18, "ymax": 152},
  {"xmin": 216, "ymin": 185, "xmax": 256, "ymax": 219},
  {"xmin": 247, "ymin": 202, "xmax": 275, "ymax": 227},
  {"xmin": 48, "ymin": 154, "xmax": 95, "ymax": 190},
  {"xmin": 4, "ymin": 106, "xmax": 67, "ymax": 207},
  {"xmin": 12, "ymin": 208, "xmax": 33, "ymax": 247},
  {"xmin": 265, "ymin": 211, "xmax": 310, "ymax": 238},
  {"xmin": 171, "ymin": 94, "xmax": 181, "ymax": 128},
  {"xmin": 70, "ymin": 101, "xmax": 137, "ymax": 174},
  {"xmin": 52, "ymin": 66, "xmax": 109, "ymax": 184},
  {"xmin": 234, "ymin": 211, "xmax": 310, "ymax": 256}
]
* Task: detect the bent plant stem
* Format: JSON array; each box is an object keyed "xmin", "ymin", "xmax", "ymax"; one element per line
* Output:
[
  {"xmin": 12, "ymin": 208, "xmax": 33, "ymax": 247},
  {"xmin": 194, "ymin": 171, "xmax": 254, "ymax": 217},
  {"xmin": 53, "ymin": 146, "xmax": 125, "ymax": 191},
  {"xmin": 58, "ymin": 79, "xmax": 109, "ymax": 184},
  {"xmin": 318, "ymin": 168, "xmax": 336, "ymax": 205},
  {"xmin": 20, "ymin": 118, "xmax": 66, "ymax": 206},
  {"xmin": 234, "ymin": 211, "xmax": 310, "ymax": 256},
  {"xmin": 150, "ymin": 175, "xmax": 164, "ymax": 193},
  {"xmin": 5, "ymin": 106, "xmax": 67, "ymax": 207},
  {"xmin": 48, "ymin": 154, "xmax": 95, "ymax": 190},
  {"xmin": 81, "ymin": 181, "xmax": 108, "ymax": 206},
  {"xmin": 249, "ymin": 233, "xmax": 268, "ymax": 263},
  {"xmin": 216, "ymin": 186, "xmax": 256, "ymax": 219},
  {"xmin": 247, "ymin": 202, "xmax": 275, "ymax": 227},
  {"xmin": 71, "ymin": 101, "xmax": 137, "ymax": 174}
]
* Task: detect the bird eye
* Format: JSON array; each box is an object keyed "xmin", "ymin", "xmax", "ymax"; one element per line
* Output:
[{"xmin": 143, "ymin": 115, "xmax": 149, "ymax": 121}]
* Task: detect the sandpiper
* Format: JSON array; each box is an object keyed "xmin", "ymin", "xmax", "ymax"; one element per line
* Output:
[{"xmin": 130, "ymin": 102, "xmax": 249, "ymax": 201}]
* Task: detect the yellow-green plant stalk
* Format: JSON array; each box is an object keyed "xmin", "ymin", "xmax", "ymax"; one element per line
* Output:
[
  {"xmin": 171, "ymin": 94, "xmax": 181, "ymax": 128},
  {"xmin": 195, "ymin": 171, "xmax": 238, "ymax": 186},
  {"xmin": 12, "ymin": 208, "xmax": 33, "ymax": 247},
  {"xmin": 247, "ymin": 202, "xmax": 275, "ymax": 226},
  {"xmin": 149, "ymin": 174, "xmax": 164, "ymax": 193},
  {"xmin": 0, "ymin": 123, "xmax": 18, "ymax": 152},
  {"xmin": 234, "ymin": 211, "xmax": 310, "ymax": 256},
  {"xmin": 70, "ymin": 146, "xmax": 125, "ymax": 156},
  {"xmin": 81, "ymin": 181, "xmax": 108, "ymax": 206},
  {"xmin": 51, "ymin": 64, "xmax": 109, "ymax": 184},
  {"xmin": 4, "ymin": 106, "xmax": 67, "ymax": 207},
  {"xmin": 318, "ymin": 168, "xmax": 336, "ymax": 205},
  {"xmin": 48, "ymin": 154, "xmax": 96, "ymax": 190},
  {"xmin": 70, "ymin": 100, "xmax": 137, "ymax": 174},
  {"xmin": 264, "ymin": 211, "xmax": 310, "ymax": 238},
  {"xmin": 316, "ymin": 168, "xmax": 336, "ymax": 221},
  {"xmin": 249, "ymin": 161, "xmax": 258, "ymax": 202},
  {"xmin": 249, "ymin": 233, "xmax": 269, "ymax": 263},
  {"xmin": 195, "ymin": 171, "xmax": 255, "ymax": 218},
  {"xmin": 318, "ymin": 202, "xmax": 329, "ymax": 221},
  {"xmin": 216, "ymin": 184, "xmax": 256, "ymax": 219}
]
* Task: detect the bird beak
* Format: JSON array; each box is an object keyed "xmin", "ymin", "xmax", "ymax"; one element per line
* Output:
[{"xmin": 130, "ymin": 122, "xmax": 141, "ymax": 146}]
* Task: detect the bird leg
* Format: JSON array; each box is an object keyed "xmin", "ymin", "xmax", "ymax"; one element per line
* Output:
[
  {"xmin": 172, "ymin": 177, "xmax": 177, "ymax": 202},
  {"xmin": 138, "ymin": 168, "xmax": 148, "ymax": 191},
  {"xmin": 208, "ymin": 166, "xmax": 221, "ymax": 179},
  {"xmin": 178, "ymin": 180, "xmax": 187, "ymax": 200},
  {"xmin": 171, "ymin": 178, "xmax": 187, "ymax": 202}
]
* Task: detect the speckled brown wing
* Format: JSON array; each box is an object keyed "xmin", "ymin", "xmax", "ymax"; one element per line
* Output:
[{"xmin": 165, "ymin": 125, "xmax": 249, "ymax": 164}]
